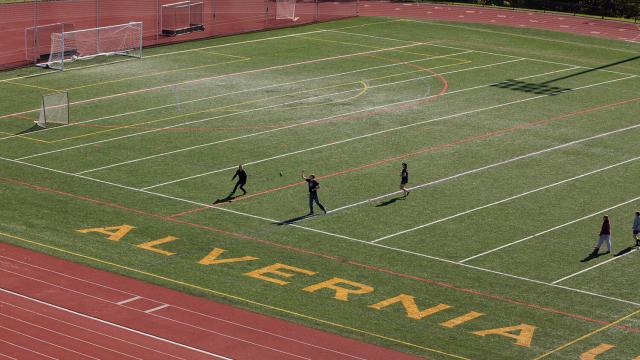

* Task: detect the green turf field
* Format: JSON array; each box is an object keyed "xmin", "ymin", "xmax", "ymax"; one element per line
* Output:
[{"xmin": 1, "ymin": 16, "xmax": 639, "ymax": 359}]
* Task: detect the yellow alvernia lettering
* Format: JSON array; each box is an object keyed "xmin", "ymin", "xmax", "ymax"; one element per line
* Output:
[
  {"xmin": 368, "ymin": 294, "xmax": 451, "ymax": 320},
  {"xmin": 579, "ymin": 344, "xmax": 615, "ymax": 360},
  {"xmin": 77, "ymin": 225, "xmax": 135, "ymax": 241},
  {"xmin": 245, "ymin": 263, "xmax": 316, "ymax": 285},
  {"xmin": 441, "ymin": 312, "xmax": 485, "ymax": 328},
  {"xmin": 136, "ymin": 236, "xmax": 179, "ymax": 256},
  {"xmin": 303, "ymin": 277, "xmax": 374, "ymax": 301},
  {"xmin": 472, "ymin": 324, "xmax": 537, "ymax": 347},
  {"xmin": 198, "ymin": 248, "xmax": 258, "ymax": 265}
]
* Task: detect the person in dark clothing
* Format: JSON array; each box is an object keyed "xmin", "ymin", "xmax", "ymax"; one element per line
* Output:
[
  {"xmin": 400, "ymin": 162, "xmax": 410, "ymax": 197},
  {"xmin": 301, "ymin": 170, "xmax": 326, "ymax": 215},
  {"xmin": 593, "ymin": 215, "xmax": 612, "ymax": 255},
  {"xmin": 229, "ymin": 164, "xmax": 247, "ymax": 196}
]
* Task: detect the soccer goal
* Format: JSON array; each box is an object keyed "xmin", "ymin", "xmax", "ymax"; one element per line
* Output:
[
  {"xmin": 43, "ymin": 22, "xmax": 143, "ymax": 71},
  {"xmin": 276, "ymin": 0, "xmax": 299, "ymax": 21},
  {"xmin": 25, "ymin": 22, "xmax": 76, "ymax": 62},
  {"xmin": 37, "ymin": 92, "xmax": 69, "ymax": 128},
  {"xmin": 161, "ymin": 1, "xmax": 205, "ymax": 36}
]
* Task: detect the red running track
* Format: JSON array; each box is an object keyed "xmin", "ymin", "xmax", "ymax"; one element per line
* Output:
[
  {"xmin": 0, "ymin": 242, "xmax": 420, "ymax": 360},
  {"xmin": 360, "ymin": 1, "xmax": 640, "ymax": 43}
]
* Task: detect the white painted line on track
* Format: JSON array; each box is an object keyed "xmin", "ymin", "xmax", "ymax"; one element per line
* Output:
[
  {"xmin": 0, "ymin": 287, "xmax": 233, "ymax": 360},
  {"xmin": 0, "ymin": 323, "xmax": 100, "ymax": 359},
  {"xmin": 0, "ymin": 338, "xmax": 56, "ymax": 360},
  {"xmin": 0, "ymin": 298, "xmax": 185, "ymax": 360},
  {"xmin": 0, "ymin": 254, "xmax": 367, "ymax": 360},
  {"xmin": 373, "ymin": 134, "xmax": 640, "ymax": 244},
  {"xmin": 1, "ymin": 156, "xmax": 639, "ymax": 308},
  {"xmin": 461, "ymin": 193, "xmax": 640, "ymax": 263},
  {"xmin": 116, "ymin": 296, "xmax": 142, "ymax": 305},
  {"xmin": 552, "ymin": 248, "xmax": 639, "ymax": 284},
  {"xmin": 145, "ymin": 304, "xmax": 170, "ymax": 314},
  {"xmin": 0, "ymin": 352, "xmax": 17, "ymax": 360},
  {"xmin": 1, "ymin": 270, "xmax": 309, "ymax": 360},
  {"xmin": 0, "ymin": 312, "xmax": 142, "ymax": 360}
]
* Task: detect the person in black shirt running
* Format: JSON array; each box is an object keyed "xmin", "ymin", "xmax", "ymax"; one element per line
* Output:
[
  {"xmin": 400, "ymin": 162, "xmax": 410, "ymax": 197},
  {"xmin": 229, "ymin": 164, "xmax": 247, "ymax": 196},
  {"xmin": 302, "ymin": 170, "xmax": 327, "ymax": 215}
]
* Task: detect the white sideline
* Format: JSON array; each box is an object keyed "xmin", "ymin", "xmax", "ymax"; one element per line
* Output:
[
  {"xmin": 0, "ymin": 254, "xmax": 368, "ymax": 360},
  {"xmin": 142, "ymin": 61, "xmax": 578, "ymax": 190},
  {"xmin": 552, "ymin": 248, "xmax": 639, "ymax": 284},
  {"xmin": 0, "ymin": 40, "xmax": 429, "ymax": 125},
  {"xmin": 373, "ymin": 131, "xmax": 640, "ymax": 244},
  {"xmin": 1, "ymin": 156, "xmax": 639, "ymax": 308},
  {"xmin": 461, "ymin": 192, "xmax": 640, "ymax": 263},
  {"xmin": 331, "ymin": 29, "xmax": 639, "ymax": 78},
  {"xmin": 18, "ymin": 57, "xmax": 527, "ymax": 164},
  {"xmin": 0, "ymin": 287, "xmax": 233, "ymax": 360}
]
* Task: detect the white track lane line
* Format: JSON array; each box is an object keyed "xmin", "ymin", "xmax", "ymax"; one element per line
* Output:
[
  {"xmin": 20, "ymin": 57, "xmax": 524, "ymax": 165},
  {"xmin": 0, "ymin": 338, "xmax": 56, "ymax": 360},
  {"xmin": 0, "ymin": 312, "xmax": 142, "ymax": 360},
  {"xmin": 0, "ymin": 254, "xmax": 365, "ymax": 360},
  {"xmin": 372, "ymin": 128, "xmax": 640, "ymax": 243},
  {"xmin": 461, "ymin": 194, "xmax": 640, "ymax": 263},
  {"xmin": 0, "ymin": 352, "xmax": 17, "ymax": 360},
  {"xmin": 0, "ymin": 269, "xmax": 309, "ymax": 360},
  {"xmin": 0, "ymin": 288, "xmax": 233, "ymax": 360},
  {"xmin": 0, "ymin": 324, "xmax": 99, "ymax": 359},
  {"xmin": 145, "ymin": 304, "xmax": 170, "ymax": 314},
  {"xmin": 552, "ymin": 248, "xmax": 639, "ymax": 284},
  {"xmin": 0, "ymin": 298, "xmax": 186, "ymax": 360},
  {"xmin": 143, "ymin": 65, "xmax": 578, "ymax": 190},
  {"xmin": 330, "ymin": 28, "xmax": 639, "ymax": 77},
  {"xmin": 0, "ymin": 41, "xmax": 428, "ymax": 125},
  {"xmin": 1, "ymin": 156, "xmax": 639, "ymax": 308},
  {"xmin": 116, "ymin": 296, "xmax": 142, "ymax": 305}
]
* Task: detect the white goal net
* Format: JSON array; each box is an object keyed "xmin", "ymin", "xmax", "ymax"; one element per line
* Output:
[
  {"xmin": 276, "ymin": 0, "xmax": 299, "ymax": 21},
  {"xmin": 37, "ymin": 92, "xmax": 69, "ymax": 128},
  {"xmin": 45, "ymin": 22, "xmax": 143, "ymax": 71}
]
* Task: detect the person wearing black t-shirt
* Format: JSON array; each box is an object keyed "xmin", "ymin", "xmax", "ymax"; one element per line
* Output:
[
  {"xmin": 400, "ymin": 162, "xmax": 410, "ymax": 197},
  {"xmin": 229, "ymin": 164, "xmax": 248, "ymax": 196},
  {"xmin": 302, "ymin": 170, "xmax": 327, "ymax": 215}
]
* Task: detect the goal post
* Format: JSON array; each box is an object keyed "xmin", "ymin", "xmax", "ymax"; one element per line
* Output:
[
  {"xmin": 161, "ymin": 1, "xmax": 205, "ymax": 36},
  {"xmin": 276, "ymin": 0, "xmax": 299, "ymax": 21},
  {"xmin": 37, "ymin": 92, "xmax": 70, "ymax": 128},
  {"xmin": 44, "ymin": 22, "xmax": 143, "ymax": 71},
  {"xmin": 25, "ymin": 22, "xmax": 76, "ymax": 62}
]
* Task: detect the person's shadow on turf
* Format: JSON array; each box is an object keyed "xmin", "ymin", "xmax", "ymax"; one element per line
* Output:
[
  {"xmin": 614, "ymin": 247, "xmax": 636, "ymax": 257},
  {"xmin": 376, "ymin": 196, "xmax": 405, "ymax": 207},
  {"xmin": 276, "ymin": 213, "xmax": 314, "ymax": 225},
  {"xmin": 581, "ymin": 250, "xmax": 610, "ymax": 262}
]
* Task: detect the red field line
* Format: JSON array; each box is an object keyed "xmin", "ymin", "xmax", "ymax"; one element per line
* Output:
[
  {"xmin": 169, "ymin": 95, "xmax": 640, "ymax": 217},
  {"xmin": 360, "ymin": 1, "xmax": 640, "ymax": 43},
  {"xmin": 0, "ymin": 242, "xmax": 420, "ymax": 360},
  {"xmin": 1, "ymin": 176, "xmax": 639, "ymax": 334}
]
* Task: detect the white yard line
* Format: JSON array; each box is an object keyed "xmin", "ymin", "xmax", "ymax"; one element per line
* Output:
[
  {"xmin": 143, "ymin": 61, "xmax": 576, "ymax": 190},
  {"xmin": 0, "ymin": 41, "xmax": 428, "ymax": 125},
  {"xmin": 19, "ymin": 57, "xmax": 528, "ymax": 166},
  {"xmin": 331, "ymin": 29, "xmax": 639, "ymax": 77},
  {"xmin": 1, "ymin": 156, "xmax": 639, "ymax": 307},
  {"xmin": 14, "ymin": 50, "xmax": 474, "ymax": 142},
  {"xmin": 552, "ymin": 248, "xmax": 639, "ymax": 284},
  {"xmin": 461, "ymin": 193, "xmax": 640, "ymax": 263},
  {"xmin": 373, "ymin": 132, "xmax": 640, "ymax": 244}
]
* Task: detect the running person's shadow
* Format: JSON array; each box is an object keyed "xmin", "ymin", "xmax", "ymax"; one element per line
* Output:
[
  {"xmin": 376, "ymin": 196, "xmax": 405, "ymax": 207},
  {"xmin": 580, "ymin": 250, "xmax": 610, "ymax": 262},
  {"xmin": 276, "ymin": 213, "xmax": 314, "ymax": 225}
]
